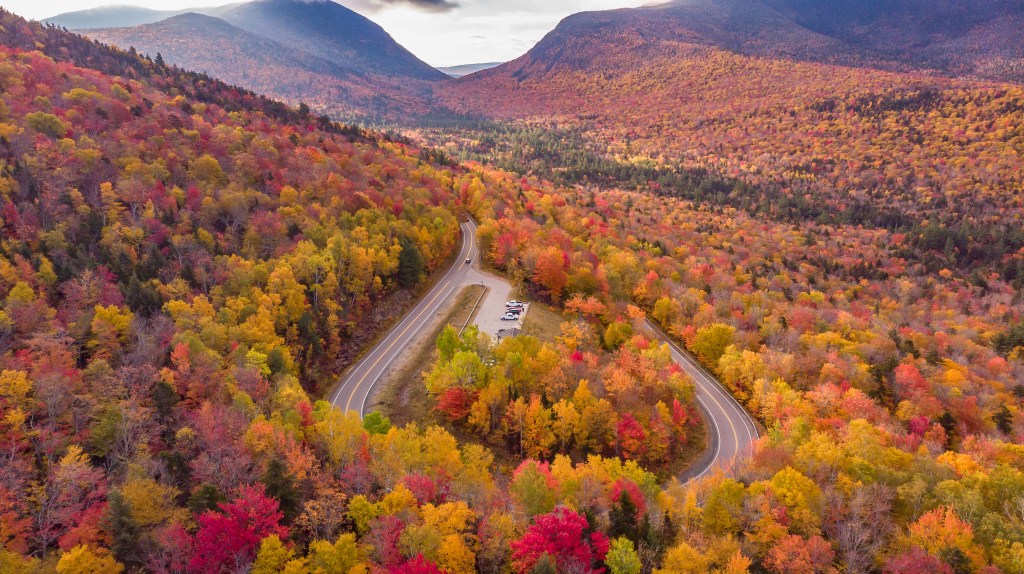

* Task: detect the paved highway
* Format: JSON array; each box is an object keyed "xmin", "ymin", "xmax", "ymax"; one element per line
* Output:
[
  {"xmin": 330, "ymin": 218, "xmax": 758, "ymax": 481},
  {"xmin": 643, "ymin": 319, "xmax": 759, "ymax": 482},
  {"xmin": 329, "ymin": 220, "xmax": 479, "ymax": 416}
]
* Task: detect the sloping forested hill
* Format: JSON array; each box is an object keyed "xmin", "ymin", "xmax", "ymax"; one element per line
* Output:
[
  {"xmin": 77, "ymin": 0, "xmax": 445, "ymax": 120},
  {"xmin": 1, "ymin": 7, "xmax": 1023, "ymax": 574},
  {"xmin": 435, "ymin": 10, "xmax": 1024, "ymax": 273},
  {"xmin": 0, "ymin": 12, "xmax": 466, "ymax": 571},
  {"xmin": 0, "ymin": 12, "xmax": 693, "ymax": 574}
]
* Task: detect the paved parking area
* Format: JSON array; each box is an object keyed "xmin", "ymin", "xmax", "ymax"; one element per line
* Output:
[
  {"xmin": 489, "ymin": 303, "xmax": 528, "ymax": 341},
  {"xmin": 463, "ymin": 267, "xmax": 529, "ymax": 339}
]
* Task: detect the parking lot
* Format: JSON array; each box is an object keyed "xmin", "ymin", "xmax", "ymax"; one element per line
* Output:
[
  {"xmin": 474, "ymin": 292, "xmax": 528, "ymax": 338},
  {"xmin": 458, "ymin": 253, "xmax": 530, "ymax": 339}
]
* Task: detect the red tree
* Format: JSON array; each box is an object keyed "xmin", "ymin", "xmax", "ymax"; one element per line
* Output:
[
  {"xmin": 616, "ymin": 414, "xmax": 647, "ymax": 460},
  {"xmin": 367, "ymin": 515, "xmax": 405, "ymax": 569},
  {"xmin": 511, "ymin": 507, "xmax": 609, "ymax": 574},
  {"xmin": 533, "ymin": 248, "xmax": 569, "ymax": 302},
  {"xmin": 765, "ymin": 534, "xmax": 836, "ymax": 574},
  {"xmin": 883, "ymin": 546, "xmax": 954, "ymax": 574},
  {"xmin": 0, "ymin": 489, "xmax": 30, "ymax": 554},
  {"xmin": 390, "ymin": 554, "xmax": 449, "ymax": 574},
  {"xmin": 403, "ymin": 473, "xmax": 449, "ymax": 505},
  {"xmin": 188, "ymin": 484, "xmax": 288, "ymax": 573},
  {"xmin": 609, "ymin": 479, "xmax": 648, "ymax": 520},
  {"xmin": 436, "ymin": 387, "xmax": 477, "ymax": 421}
]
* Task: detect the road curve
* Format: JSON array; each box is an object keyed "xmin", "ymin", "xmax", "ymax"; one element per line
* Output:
[
  {"xmin": 329, "ymin": 219, "xmax": 759, "ymax": 481},
  {"xmin": 643, "ymin": 319, "xmax": 760, "ymax": 482},
  {"xmin": 329, "ymin": 220, "xmax": 479, "ymax": 417}
]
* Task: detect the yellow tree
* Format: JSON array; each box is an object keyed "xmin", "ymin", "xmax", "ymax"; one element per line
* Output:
[
  {"xmin": 307, "ymin": 533, "xmax": 365, "ymax": 574},
  {"xmin": 522, "ymin": 396, "xmax": 555, "ymax": 459},
  {"xmin": 552, "ymin": 399, "xmax": 580, "ymax": 453},
  {"xmin": 690, "ymin": 323, "xmax": 736, "ymax": 366},
  {"xmin": 56, "ymin": 545, "xmax": 124, "ymax": 574},
  {"xmin": 89, "ymin": 304, "xmax": 133, "ymax": 361}
]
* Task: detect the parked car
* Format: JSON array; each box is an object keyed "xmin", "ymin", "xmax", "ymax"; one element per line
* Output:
[
  {"xmin": 506, "ymin": 300, "xmax": 524, "ymax": 308},
  {"xmin": 501, "ymin": 313, "xmax": 518, "ymax": 321}
]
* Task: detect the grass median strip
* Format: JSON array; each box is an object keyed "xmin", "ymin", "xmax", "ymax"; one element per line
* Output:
[{"xmin": 371, "ymin": 284, "xmax": 487, "ymax": 427}]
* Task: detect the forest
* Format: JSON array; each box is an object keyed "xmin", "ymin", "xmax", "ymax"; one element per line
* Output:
[
  {"xmin": 0, "ymin": 8, "xmax": 1021, "ymax": 574},
  {"xmin": 436, "ymin": 40, "xmax": 1024, "ymax": 272},
  {"xmin": 458, "ymin": 165, "xmax": 1024, "ymax": 574}
]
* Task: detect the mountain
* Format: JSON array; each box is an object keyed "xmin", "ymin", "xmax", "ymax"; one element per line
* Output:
[
  {"xmin": 457, "ymin": 0, "xmax": 1023, "ymax": 83},
  {"xmin": 515, "ymin": 0, "xmax": 880, "ymax": 72},
  {"xmin": 84, "ymin": 13, "xmax": 379, "ymax": 115},
  {"xmin": 209, "ymin": 0, "xmax": 444, "ymax": 82},
  {"xmin": 45, "ymin": 5, "xmax": 185, "ymax": 29},
  {"xmin": 759, "ymin": 0, "xmax": 1024, "ymax": 80},
  {"xmin": 79, "ymin": 0, "xmax": 443, "ymax": 118},
  {"xmin": 438, "ymin": 62, "xmax": 504, "ymax": 78},
  {"xmin": 435, "ymin": 0, "xmax": 1024, "ymax": 247}
]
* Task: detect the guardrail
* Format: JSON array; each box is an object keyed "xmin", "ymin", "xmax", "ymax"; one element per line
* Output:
[{"xmin": 459, "ymin": 285, "xmax": 488, "ymax": 336}]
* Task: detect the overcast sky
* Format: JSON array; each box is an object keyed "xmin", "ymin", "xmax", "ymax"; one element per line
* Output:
[{"xmin": 3, "ymin": 0, "xmax": 653, "ymax": 66}]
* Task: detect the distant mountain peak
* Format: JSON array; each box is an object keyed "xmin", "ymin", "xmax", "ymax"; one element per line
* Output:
[
  {"xmin": 46, "ymin": 5, "xmax": 186, "ymax": 29},
  {"xmin": 73, "ymin": 0, "xmax": 445, "ymax": 118},
  {"xmin": 490, "ymin": 0, "xmax": 1024, "ymax": 83}
]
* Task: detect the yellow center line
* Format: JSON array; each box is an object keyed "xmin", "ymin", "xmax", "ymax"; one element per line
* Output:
[
  {"xmin": 340, "ymin": 222, "xmax": 473, "ymax": 413},
  {"xmin": 650, "ymin": 319, "xmax": 744, "ymax": 469}
]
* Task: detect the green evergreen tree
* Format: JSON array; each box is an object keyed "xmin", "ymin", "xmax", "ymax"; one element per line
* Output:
[
  {"xmin": 262, "ymin": 457, "xmax": 300, "ymax": 521},
  {"xmin": 397, "ymin": 236, "xmax": 426, "ymax": 289},
  {"xmin": 151, "ymin": 380, "xmax": 177, "ymax": 424},
  {"xmin": 188, "ymin": 483, "xmax": 226, "ymax": 514},
  {"xmin": 105, "ymin": 490, "xmax": 139, "ymax": 566},
  {"xmin": 609, "ymin": 491, "xmax": 639, "ymax": 544}
]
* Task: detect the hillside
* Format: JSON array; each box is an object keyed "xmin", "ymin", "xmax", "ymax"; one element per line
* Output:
[
  {"xmin": 1, "ymin": 8, "xmax": 1024, "ymax": 574},
  {"xmin": 517, "ymin": 0, "xmax": 882, "ymax": 71},
  {"xmin": 84, "ymin": 12, "xmax": 431, "ymax": 118},
  {"xmin": 434, "ymin": 6, "xmax": 1024, "ymax": 269},
  {"xmin": 212, "ymin": 0, "xmax": 443, "ymax": 82},
  {"xmin": 86, "ymin": 12, "xmax": 358, "ymax": 89},
  {"xmin": 80, "ymin": 0, "xmax": 443, "ymax": 118},
  {"xmin": 761, "ymin": 0, "xmax": 1024, "ymax": 81},
  {"xmin": 495, "ymin": 0, "xmax": 1024, "ymax": 81}
]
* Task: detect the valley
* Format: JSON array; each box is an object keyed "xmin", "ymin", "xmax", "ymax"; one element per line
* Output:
[{"xmin": 0, "ymin": 1, "xmax": 1021, "ymax": 573}]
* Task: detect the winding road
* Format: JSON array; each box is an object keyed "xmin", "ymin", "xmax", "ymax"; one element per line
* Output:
[
  {"xmin": 329, "ymin": 220, "xmax": 479, "ymax": 416},
  {"xmin": 329, "ymin": 220, "xmax": 759, "ymax": 481},
  {"xmin": 643, "ymin": 318, "xmax": 760, "ymax": 481}
]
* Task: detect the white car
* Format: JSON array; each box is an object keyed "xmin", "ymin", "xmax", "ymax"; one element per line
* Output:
[
  {"xmin": 501, "ymin": 313, "xmax": 518, "ymax": 321},
  {"xmin": 505, "ymin": 300, "xmax": 525, "ymax": 308}
]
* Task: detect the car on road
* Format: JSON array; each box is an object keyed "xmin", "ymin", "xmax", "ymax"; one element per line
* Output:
[
  {"xmin": 465, "ymin": 257, "xmax": 471, "ymax": 264},
  {"xmin": 501, "ymin": 313, "xmax": 518, "ymax": 321}
]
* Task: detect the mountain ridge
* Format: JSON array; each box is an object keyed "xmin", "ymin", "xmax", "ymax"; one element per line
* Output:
[
  {"xmin": 78, "ymin": 0, "xmax": 443, "ymax": 118},
  {"xmin": 474, "ymin": 0, "xmax": 1024, "ymax": 83},
  {"xmin": 46, "ymin": 4, "xmax": 186, "ymax": 28},
  {"xmin": 211, "ymin": 0, "xmax": 444, "ymax": 81}
]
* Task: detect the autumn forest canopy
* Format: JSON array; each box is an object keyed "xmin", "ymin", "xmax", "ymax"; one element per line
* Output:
[{"xmin": 0, "ymin": 2, "xmax": 1023, "ymax": 574}]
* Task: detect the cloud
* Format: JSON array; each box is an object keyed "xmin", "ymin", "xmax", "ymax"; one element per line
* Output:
[{"xmin": 365, "ymin": 0, "xmax": 460, "ymax": 12}]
